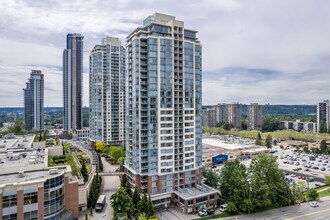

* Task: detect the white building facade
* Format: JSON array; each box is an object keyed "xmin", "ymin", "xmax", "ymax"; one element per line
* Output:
[{"xmin": 124, "ymin": 13, "xmax": 218, "ymax": 212}]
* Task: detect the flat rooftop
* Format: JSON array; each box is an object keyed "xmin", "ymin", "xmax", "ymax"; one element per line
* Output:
[
  {"xmin": 203, "ymin": 135, "xmax": 256, "ymax": 151},
  {"xmin": 174, "ymin": 184, "xmax": 219, "ymax": 200},
  {"xmin": 0, "ymin": 166, "xmax": 68, "ymax": 186},
  {"xmin": 0, "ymin": 134, "xmax": 47, "ymax": 175}
]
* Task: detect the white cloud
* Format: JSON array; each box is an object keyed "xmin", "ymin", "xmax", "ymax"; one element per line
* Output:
[{"xmin": 0, "ymin": 0, "xmax": 330, "ymax": 106}]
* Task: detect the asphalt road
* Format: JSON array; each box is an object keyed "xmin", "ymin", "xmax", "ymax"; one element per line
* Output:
[
  {"xmin": 89, "ymin": 157, "xmax": 120, "ymax": 220},
  {"xmin": 226, "ymin": 199, "xmax": 330, "ymax": 220}
]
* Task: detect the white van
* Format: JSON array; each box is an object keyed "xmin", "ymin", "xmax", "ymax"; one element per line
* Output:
[{"xmin": 219, "ymin": 204, "xmax": 227, "ymax": 212}]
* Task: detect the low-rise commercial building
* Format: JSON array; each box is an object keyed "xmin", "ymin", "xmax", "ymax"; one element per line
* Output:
[
  {"xmin": 0, "ymin": 135, "xmax": 79, "ymax": 220},
  {"xmin": 280, "ymin": 120, "xmax": 317, "ymax": 133}
]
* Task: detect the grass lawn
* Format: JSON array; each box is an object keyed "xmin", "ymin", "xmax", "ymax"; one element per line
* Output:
[
  {"xmin": 86, "ymin": 163, "xmax": 91, "ymax": 173},
  {"xmin": 318, "ymin": 189, "xmax": 330, "ymax": 197},
  {"xmin": 76, "ymin": 152, "xmax": 86, "ymax": 157}
]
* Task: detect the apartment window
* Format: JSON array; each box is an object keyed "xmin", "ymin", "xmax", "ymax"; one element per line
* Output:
[
  {"xmin": 3, "ymin": 214, "xmax": 17, "ymax": 220},
  {"xmin": 3, "ymin": 194, "xmax": 17, "ymax": 208},
  {"xmin": 24, "ymin": 192, "xmax": 38, "ymax": 205},
  {"xmin": 23, "ymin": 210, "xmax": 38, "ymax": 220}
]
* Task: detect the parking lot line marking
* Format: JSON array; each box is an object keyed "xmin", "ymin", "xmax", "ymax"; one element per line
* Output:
[{"xmin": 285, "ymin": 208, "xmax": 330, "ymax": 220}]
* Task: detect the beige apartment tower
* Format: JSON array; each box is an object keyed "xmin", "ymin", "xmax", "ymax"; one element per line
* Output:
[
  {"xmin": 227, "ymin": 103, "xmax": 241, "ymax": 130},
  {"xmin": 248, "ymin": 103, "xmax": 262, "ymax": 131}
]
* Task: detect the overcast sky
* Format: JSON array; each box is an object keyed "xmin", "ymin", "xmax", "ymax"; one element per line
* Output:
[{"xmin": 1, "ymin": 0, "xmax": 330, "ymax": 107}]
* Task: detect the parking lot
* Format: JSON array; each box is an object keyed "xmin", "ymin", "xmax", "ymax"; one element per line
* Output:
[
  {"xmin": 274, "ymin": 145, "xmax": 330, "ymax": 182},
  {"xmin": 209, "ymin": 145, "xmax": 327, "ymax": 189}
]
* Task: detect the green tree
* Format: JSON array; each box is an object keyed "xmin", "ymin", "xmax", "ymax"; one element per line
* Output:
[
  {"xmin": 95, "ymin": 142, "xmax": 106, "ymax": 153},
  {"xmin": 320, "ymin": 140, "xmax": 327, "ymax": 154},
  {"xmin": 87, "ymin": 174, "xmax": 101, "ymax": 208},
  {"xmin": 132, "ymin": 186, "xmax": 141, "ymax": 209},
  {"xmin": 306, "ymin": 189, "xmax": 319, "ymax": 201},
  {"xmin": 43, "ymin": 129, "xmax": 49, "ymax": 140},
  {"xmin": 109, "ymin": 146, "xmax": 125, "ymax": 162},
  {"xmin": 81, "ymin": 160, "xmax": 89, "ymax": 183},
  {"xmin": 249, "ymin": 154, "xmax": 290, "ymax": 210},
  {"xmin": 291, "ymin": 181, "xmax": 306, "ymax": 204},
  {"xmin": 121, "ymin": 174, "xmax": 128, "ymax": 188},
  {"xmin": 219, "ymin": 160, "xmax": 248, "ymax": 200},
  {"xmin": 137, "ymin": 213, "xmax": 148, "ymax": 220},
  {"xmin": 110, "ymin": 187, "xmax": 134, "ymax": 217},
  {"xmin": 255, "ymin": 133, "xmax": 262, "ymax": 146},
  {"xmin": 125, "ymin": 179, "xmax": 132, "ymax": 198},
  {"xmin": 146, "ymin": 195, "xmax": 154, "ymax": 217},
  {"xmin": 55, "ymin": 136, "xmax": 60, "ymax": 145},
  {"xmin": 265, "ymin": 135, "xmax": 273, "ymax": 148},
  {"xmin": 202, "ymin": 168, "xmax": 220, "ymax": 188},
  {"xmin": 226, "ymin": 201, "xmax": 237, "ymax": 213},
  {"xmin": 8, "ymin": 120, "xmax": 26, "ymax": 135},
  {"xmin": 222, "ymin": 123, "xmax": 234, "ymax": 131},
  {"xmin": 137, "ymin": 194, "xmax": 148, "ymax": 215},
  {"xmin": 97, "ymin": 154, "xmax": 103, "ymax": 172},
  {"xmin": 273, "ymin": 139, "xmax": 278, "ymax": 145},
  {"xmin": 320, "ymin": 122, "xmax": 327, "ymax": 133}
]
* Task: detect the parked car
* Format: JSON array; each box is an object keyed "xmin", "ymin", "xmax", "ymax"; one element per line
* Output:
[
  {"xmin": 207, "ymin": 209, "xmax": 215, "ymax": 215},
  {"xmin": 321, "ymin": 167, "xmax": 326, "ymax": 171},
  {"xmin": 198, "ymin": 209, "xmax": 208, "ymax": 217},
  {"xmin": 310, "ymin": 201, "xmax": 319, "ymax": 207},
  {"xmin": 315, "ymin": 183, "xmax": 321, "ymax": 187},
  {"xmin": 219, "ymin": 204, "xmax": 227, "ymax": 212},
  {"xmin": 212, "ymin": 165, "xmax": 217, "ymax": 169},
  {"xmin": 306, "ymin": 177, "xmax": 314, "ymax": 182}
]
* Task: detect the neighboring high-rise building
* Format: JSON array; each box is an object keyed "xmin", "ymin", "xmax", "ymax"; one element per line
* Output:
[
  {"xmin": 247, "ymin": 103, "xmax": 262, "ymax": 131},
  {"xmin": 215, "ymin": 103, "xmax": 228, "ymax": 124},
  {"xmin": 125, "ymin": 13, "xmax": 218, "ymax": 214},
  {"xmin": 202, "ymin": 108, "xmax": 217, "ymax": 128},
  {"xmin": 317, "ymin": 100, "xmax": 330, "ymax": 132},
  {"xmin": 227, "ymin": 103, "xmax": 241, "ymax": 130},
  {"xmin": 89, "ymin": 37, "xmax": 125, "ymax": 145},
  {"xmin": 63, "ymin": 33, "xmax": 84, "ymax": 131},
  {"xmin": 23, "ymin": 70, "xmax": 44, "ymax": 131}
]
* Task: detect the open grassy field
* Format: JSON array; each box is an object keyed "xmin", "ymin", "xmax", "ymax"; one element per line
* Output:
[{"xmin": 203, "ymin": 127, "xmax": 330, "ymax": 142}]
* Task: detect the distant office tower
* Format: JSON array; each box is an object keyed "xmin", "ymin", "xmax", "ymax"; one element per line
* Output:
[
  {"xmin": 215, "ymin": 103, "xmax": 228, "ymax": 124},
  {"xmin": 247, "ymin": 103, "xmax": 262, "ymax": 130},
  {"xmin": 202, "ymin": 108, "xmax": 217, "ymax": 127},
  {"xmin": 227, "ymin": 103, "xmax": 241, "ymax": 130},
  {"xmin": 63, "ymin": 33, "xmax": 84, "ymax": 131},
  {"xmin": 89, "ymin": 37, "xmax": 125, "ymax": 145},
  {"xmin": 23, "ymin": 70, "xmax": 44, "ymax": 131},
  {"xmin": 125, "ymin": 13, "xmax": 217, "ymax": 213},
  {"xmin": 317, "ymin": 100, "xmax": 330, "ymax": 132}
]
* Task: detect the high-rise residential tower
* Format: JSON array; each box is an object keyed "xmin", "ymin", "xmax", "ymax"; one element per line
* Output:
[
  {"xmin": 227, "ymin": 103, "xmax": 241, "ymax": 130},
  {"xmin": 125, "ymin": 13, "xmax": 218, "ymax": 213},
  {"xmin": 215, "ymin": 103, "xmax": 228, "ymax": 124},
  {"xmin": 202, "ymin": 108, "xmax": 217, "ymax": 128},
  {"xmin": 23, "ymin": 70, "xmax": 44, "ymax": 131},
  {"xmin": 63, "ymin": 33, "xmax": 84, "ymax": 131},
  {"xmin": 317, "ymin": 100, "xmax": 330, "ymax": 132},
  {"xmin": 247, "ymin": 103, "xmax": 262, "ymax": 131},
  {"xmin": 89, "ymin": 37, "xmax": 125, "ymax": 145}
]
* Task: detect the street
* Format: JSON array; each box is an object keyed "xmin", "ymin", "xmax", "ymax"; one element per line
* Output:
[
  {"xmin": 89, "ymin": 157, "xmax": 120, "ymax": 220},
  {"xmin": 226, "ymin": 198, "xmax": 330, "ymax": 220}
]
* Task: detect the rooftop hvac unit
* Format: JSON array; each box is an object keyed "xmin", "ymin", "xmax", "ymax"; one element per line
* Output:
[
  {"xmin": 18, "ymin": 170, "xmax": 25, "ymax": 178},
  {"xmin": 49, "ymin": 168, "xmax": 59, "ymax": 175}
]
